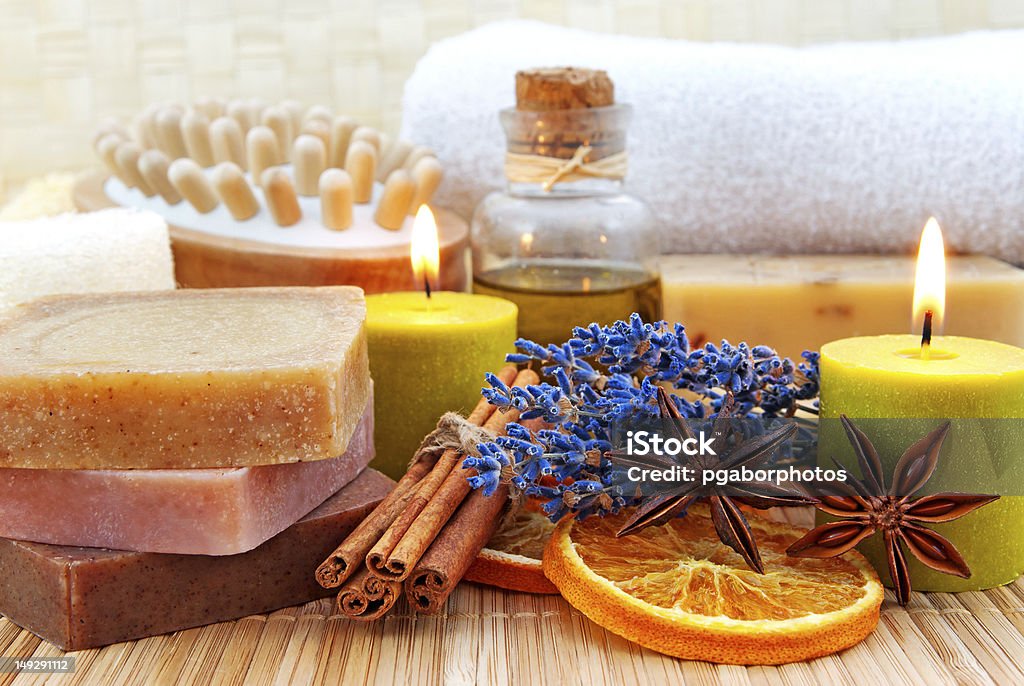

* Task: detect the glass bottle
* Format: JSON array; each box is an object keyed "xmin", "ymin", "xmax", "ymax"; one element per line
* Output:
[{"xmin": 472, "ymin": 104, "xmax": 661, "ymax": 346}]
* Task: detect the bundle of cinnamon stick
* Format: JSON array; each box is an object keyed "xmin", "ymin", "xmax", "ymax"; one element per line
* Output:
[{"xmin": 316, "ymin": 364, "xmax": 538, "ymax": 618}]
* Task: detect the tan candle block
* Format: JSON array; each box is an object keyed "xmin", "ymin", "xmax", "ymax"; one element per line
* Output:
[
  {"xmin": 114, "ymin": 142, "xmax": 155, "ymax": 196},
  {"xmin": 402, "ymin": 146, "xmax": 435, "ymax": 172},
  {"xmin": 226, "ymin": 98, "xmax": 254, "ymax": 133},
  {"xmin": 374, "ymin": 170, "xmax": 415, "ymax": 230},
  {"xmin": 351, "ymin": 126, "xmax": 381, "ymax": 153},
  {"xmin": 377, "ymin": 139, "xmax": 413, "ymax": 181},
  {"xmin": 193, "ymin": 95, "xmax": 226, "ymax": 121},
  {"xmin": 154, "ymin": 107, "xmax": 189, "ymax": 159},
  {"xmin": 319, "ymin": 169, "xmax": 353, "ymax": 231},
  {"xmin": 95, "ymin": 133, "xmax": 127, "ymax": 183},
  {"xmin": 0, "ymin": 287, "xmax": 370, "ymax": 470},
  {"xmin": 660, "ymin": 254, "xmax": 1024, "ymax": 361},
  {"xmin": 246, "ymin": 125, "xmax": 280, "ymax": 187},
  {"xmin": 280, "ymin": 99, "xmax": 306, "ymax": 135},
  {"xmin": 210, "ymin": 116, "xmax": 247, "ymax": 169},
  {"xmin": 181, "ymin": 109, "xmax": 216, "ymax": 167},
  {"xmin": 292, "ymin": 134, "xmax": 326, "ymax": 197},
  {"xmin": 409, "ymin": 156, "xmax": 443, "ymax": 214},
  {"xmin": 212, "ymin": 162, "xmax": 259, "ymax": 220},
  {"xmin": 168, "ymin": 158, "xmax": 219, "ymax": 213},
  {"xmin": 328, "ymin": 115, "xmax": 358, "ymax": 168},
  {"xmin": 261, "ymin": 168, "xmax": 302, "ymax": 227},
  {"xmin": 261, "ymin": 106, "xmax": 293, "ymax": 163},
  {"xmin": 345, "ymin": 140, "xmax": 377, "ymax": 204},
  {"xmin": 138, "ymin": 149, "xmax": 182, "ymax": 205},
  {"xmin": 301, "ymin": 119, "xmax": 330, "ymax": 150},
  {"xmin": 303, "ymin": 104, "xmax": 333, "ymax": 127}
]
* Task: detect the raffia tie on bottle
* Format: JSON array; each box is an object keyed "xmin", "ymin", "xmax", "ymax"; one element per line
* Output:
[{"xmin": 504, "ymin": 145, "xmax": 628, "ymax": 192}]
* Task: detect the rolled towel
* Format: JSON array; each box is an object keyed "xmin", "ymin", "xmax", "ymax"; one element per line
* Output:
[
  {"xmin": 0, "ymin": 208, "xmax": 175, "ymax": 310},
  {"xmin": 402, "ymin": 21, "xmax": 1024, "ymax": 263}
]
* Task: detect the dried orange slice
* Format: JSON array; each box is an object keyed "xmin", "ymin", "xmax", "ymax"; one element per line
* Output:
[
  {"xmin": 465, "ymin": 508, "xmax": 559, "ymax": 594},
  {"xmin": 543, "ymin": 505, "xmax": 882, "ymax": 664}
]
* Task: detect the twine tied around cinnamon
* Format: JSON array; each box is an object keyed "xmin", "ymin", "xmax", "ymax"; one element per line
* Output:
[
  {"xmin": 408, "ymin": 411, "xmax": 522, "ymax": 511},
  {"xmin": 504, "ymin": 145, "xmax": 628, "ymax": 192}
]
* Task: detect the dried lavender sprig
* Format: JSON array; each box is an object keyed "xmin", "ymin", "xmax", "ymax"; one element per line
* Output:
[{"xmin": 466, "ymin": 313, "xmax": 820, "ymax": 522}]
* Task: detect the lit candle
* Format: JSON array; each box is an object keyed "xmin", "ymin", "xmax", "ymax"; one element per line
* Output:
[
  {"xmin": 819, "ymin": 218, "xmax": 1024, "ymax": 591},
  {"xmin": 365, "ymin": 207, "xmax": 518, "ymax": 479}
]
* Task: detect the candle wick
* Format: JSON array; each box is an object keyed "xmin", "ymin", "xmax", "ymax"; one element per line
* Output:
[
  {"xmin": 424, "ymin": 274, "xmax": 432, "ymax": 300},
  {"xmin": 921, "ymin": 310, "xmax": 933, "ymax": 360}
]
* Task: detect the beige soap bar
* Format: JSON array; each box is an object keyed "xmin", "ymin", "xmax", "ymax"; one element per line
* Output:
[
  {"xmin": 0, "ymin": 287, "xmax": 369, "ymax": 469},
  {"xmin": 661, "ymin": 255, "xmax": 1024, "ymax": 361}
]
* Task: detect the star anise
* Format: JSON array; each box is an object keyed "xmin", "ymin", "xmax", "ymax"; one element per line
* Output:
[
  {"xmin": 787, "ymin": 415, "xmax": 999, "ymax": 605},
  {"xmin": 610, "ymin": 386, "xmax": 813, "ymax": 574}
]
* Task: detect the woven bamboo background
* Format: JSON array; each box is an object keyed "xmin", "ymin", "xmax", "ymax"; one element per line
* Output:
[
  {"xmin": 2, "ymin": 507, "xmax": 1024, "ymax": 685},
  {"xmin": 3, "ymin": 0, "xmax": 1024, "ymax": 192}
]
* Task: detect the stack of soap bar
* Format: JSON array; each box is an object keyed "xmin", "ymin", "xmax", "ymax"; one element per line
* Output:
[
  {"xmin": 661, "ymin": 255, "xmax": 1024, "ymax": 361},
  {"xmin": 0, "ymin": 470, "xmax": 393, "ymax": 651},
  {"xmin": 0, "ymin": 208, "xmax": 175, "ymax": 311},
  {"xmin": 0, "ymin": 395, "xmax": 375, "ymax": 556},
  {"xmin": 0, "ymin": 287, "xmax": 370, "ymax": 469}
]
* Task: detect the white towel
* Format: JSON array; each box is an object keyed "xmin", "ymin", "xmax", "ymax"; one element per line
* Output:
[
  {"xmin": 0, "ymin": 208, "xmax": 176, "ymax": 310},
  {"xmin": 401, "ymin": 21, "xmax": 1024, "ymax": 263}
]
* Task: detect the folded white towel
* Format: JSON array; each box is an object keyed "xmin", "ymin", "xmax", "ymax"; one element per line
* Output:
[
  {"xmin": 0, "ymin": 208, "xmax": 176, "ymax": 310},
  {"xmin": 402, "ymin": 21, "xmax": 1024, "ymax": 263}
]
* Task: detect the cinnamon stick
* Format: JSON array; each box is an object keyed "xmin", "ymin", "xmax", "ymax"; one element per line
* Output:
[
  {"xmin": 379, "ymin": 369, "xmax": 539, "ymax": 582},
  {"xmin": 406, "ymin": 417, "xmax": 546, "ymax": 614},
  {"xmin": 335, "ymin": 567, "xmax": 402, "ymax": 621},
  {"xmin": 315, "ymin": 364, "xmax": 518, "ymax": 589},
  {"xmin": 316, "ymin": 453, "xmax": 437, "ymax": 588},
  {"xmin": 365, "ymin": 365, "xmax": 518, "ymax": 578}
]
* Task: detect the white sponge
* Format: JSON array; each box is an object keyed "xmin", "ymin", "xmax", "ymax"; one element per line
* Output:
[{"xmin": 0, "ymin": 208, "xmax": 176, "ymax": 310}]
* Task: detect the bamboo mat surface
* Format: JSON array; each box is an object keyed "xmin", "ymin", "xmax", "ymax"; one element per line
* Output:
[{"xmin": 3, "ymin": 507, "xmax": 1024, "ymax": 685}]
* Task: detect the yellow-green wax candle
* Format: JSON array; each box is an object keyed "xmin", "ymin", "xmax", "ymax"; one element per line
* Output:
[
  {"xmin": 365, "ymin": 291, "xmax": 517, "ymax": 479},
  {"xmin": 820, "ymin": 334, "xmax": 1024, "ymax": 591}
]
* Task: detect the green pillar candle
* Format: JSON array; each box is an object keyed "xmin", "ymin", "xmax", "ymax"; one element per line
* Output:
[
  {"xmin": 365, "ymin": 291, "xmax": 517, "ymax": 479},
  {"xmin": 819, "ymin": 334, "xmax": 1024, "ymax": 591}
]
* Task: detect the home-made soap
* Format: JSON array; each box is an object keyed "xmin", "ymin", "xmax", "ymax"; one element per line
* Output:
[
  {"xmin": 0, "ymin": 395, "xmax": 374, "ymax": 555},
  {"xmin": 0, "ymin": 287, "xmax": 370, "ymax": 469},
  {"xmin": 0, "ymin": 469, "xmax": 393, "ymax": 651},
  {"xmin": 661, "ymin": 255, "xmax": 1024, "ymax": 361}
]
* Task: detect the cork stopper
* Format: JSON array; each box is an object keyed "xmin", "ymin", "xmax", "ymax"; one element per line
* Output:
[{"xmin": 515, "ymin": 67, "xmax": 614, "ymax": 111}]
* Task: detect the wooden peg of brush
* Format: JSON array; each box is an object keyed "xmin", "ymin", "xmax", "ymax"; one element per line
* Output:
[
  {"xmin": 329, "ymin": 116, "xmax": 358, "ymax": 168},
  {"xmin": 210, "ymin": 116, "xmax": 247, "ymax": 169},
  {"xmin": 181, "ymin": 109, "xmax": 216, "ymax": 167},
  {"xmin": 154, "ymin": 107, "xmax": 189, "ymax": 160},
  {"xmin": 345, "ymin": 140, "xmax": 377, "ymax": 204},
  {"xmin": 320, "ymin": 169, "xmax": 353, "ymax": 231},
  {"xmin": 212, "ymin": 162, "xmax": 260, "ymax": 220},
  {"xmin": 261, "ymin": 168, "xmax": 302, "ymax": 227},
  {"xmin": 260, "ymin": 106, "xmax": 293, "ymax": 163},
  {"xmin": 247, "ymin": 126, "xmax": 281, "ymax": 187},
  {"xmin": 168, "ymin": 158, "xmax": 219, "ymax": 213},
  {"xmin": 375, "ymin": 170, "xmax": 416, "ymax": 230},
  {"xmin": 409, "ymin": 156, "xmax": 443, "ymax": 214},
  {"xmin": 138, "ymin": 149, "xmax": 182, "ymax": 204},
  {"xmin": 114, "ymin": 142, "xmax": 155, "ymax": 197},
  {"xmin": 293, "ymin": 134, "xmax": 327, "ymax": 197}
]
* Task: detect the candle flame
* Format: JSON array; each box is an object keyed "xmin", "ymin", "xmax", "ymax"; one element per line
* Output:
[
  {"xmin": 912, "ymin": 217, "xmax": 946, "ymax": 335},
  {"xmin": 410, "ymin": 205, "xmax": 440, "ymax": 295}
]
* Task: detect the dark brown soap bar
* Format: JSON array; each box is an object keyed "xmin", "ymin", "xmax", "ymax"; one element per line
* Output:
[{"xmin": 0, "ymin": 469, "xmax": 393, "ymax": 651}]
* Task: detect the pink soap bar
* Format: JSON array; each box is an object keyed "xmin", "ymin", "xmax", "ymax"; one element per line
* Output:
[{"xmin": 0, "ymin": 398, "xmax": 375, "ymax": 556}]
